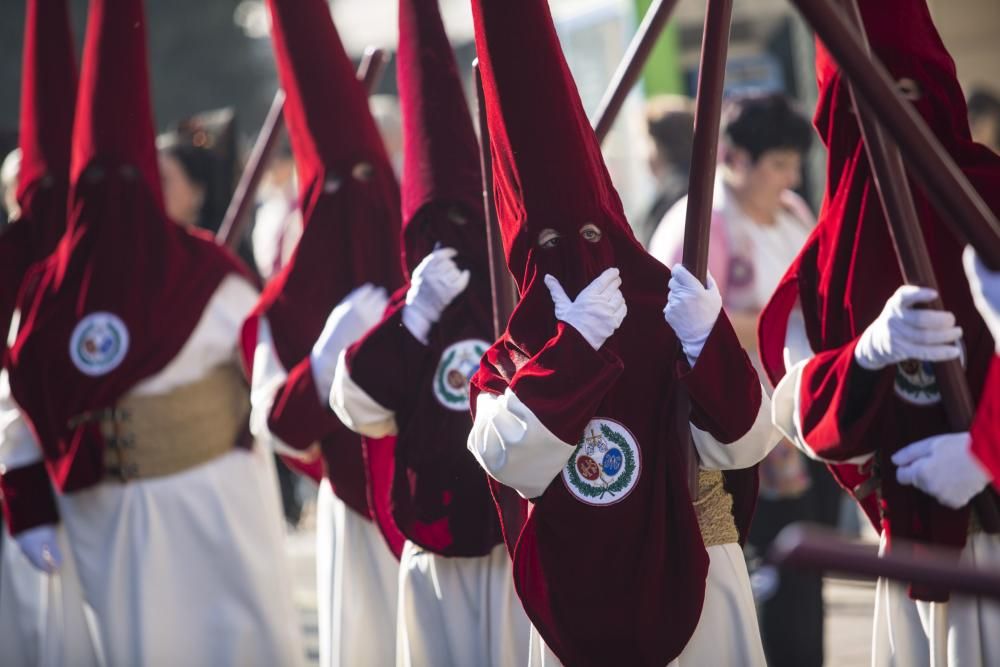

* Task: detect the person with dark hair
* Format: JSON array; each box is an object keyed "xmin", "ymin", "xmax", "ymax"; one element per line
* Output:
[
  {"xmin": 158, "ymin": 130, "xmax": 259, "ymax": 277},
  {"xmin": 650, "ymin": 93, "xmax": 824, "ymax": 667},
  {"xmin": 969, "ymin": 88, "xmax": 1000, "ymax": 154},
  {"xmin": 636, "ymin": 95, "xmax": 694, "ymax": 248},
  {"xmin": 158, "ymin": 137, "xmax": 224, "ymax": 231}
]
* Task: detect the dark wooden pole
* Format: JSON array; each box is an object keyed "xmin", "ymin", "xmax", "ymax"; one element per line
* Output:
[
  {"xmin": 676, "ymin": 0, "xmax": 733, "ymax": 497},
  {"xmin": 837, "ymin": 0, "xmax": 998, "ymax": 526},
  {"xmin": 788, "ymin": 0, "xmax": 1000, "ymax": 269},
  {"xmin": 218, "ymin": 88, "xmax": 286, "ymax": 248},
  {"xmin": 592, "ymin": 0, "xmax": 682, "ymax": 144},
  {"xmin": 768, "ymin": 524, "xmax": 1000, "ymax": 600},
  {"xmin": 474, "ymin": 61, "xmax": 518, "ymax": 338},
  {"xmin": 356, "ymin": 45, "xmax": 391, "ymax": 95},
  {"xmin": 680, "ymin": 0, "xmax": 732, "ymax": 283},
  {"xmin": 218, "ymin": 47, "xmax": 389, "ymax": 249}
]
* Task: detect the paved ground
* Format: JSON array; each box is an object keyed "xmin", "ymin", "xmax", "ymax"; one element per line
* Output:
[{"xmin": 285, "ymin": 509, "xmax": 877, "ymax": 667}]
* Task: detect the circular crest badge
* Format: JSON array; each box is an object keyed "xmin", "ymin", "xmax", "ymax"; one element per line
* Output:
[
  {"xmin": 893, "ymin": 341, "xmax": 966, "ymax": 406},
  {"xmin": 894, "ymin": 360, "xmax": 941, "ymax": 406},
  {"xmin": 562, "ymin": 418, "xmax": 641, "ymax": 506},
  {"xmin": 69, "ymin": 312, "xmax": 130, "ymax": 377},
  {"xmin": 433, "ymin": 339, "xmax": 490, "ymax": 411}
]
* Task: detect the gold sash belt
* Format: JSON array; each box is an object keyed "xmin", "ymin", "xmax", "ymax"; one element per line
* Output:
[
  {"xmin": 71, "ymin": 363, "xmax": 251, "ymax": 482},
  {"xmin": 694, "ymin": 469, "xmax": 740, "ymax": 548}
]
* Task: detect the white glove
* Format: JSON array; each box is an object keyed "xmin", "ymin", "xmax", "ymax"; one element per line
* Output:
[
  {"xmin": 15, "ymin": 524, "xmax": 63, "ymax": 574},
  {"xmin": 963, "ymin": 245, "xmax": 1000, "ymax": 352},
  {"xmin": 310, "ymin": 283, "xmax": 389, "ymax": 401},
  {"xmin": 402, "ymin": 248, "xmax": 471, "ymax": 345},
  {"xmin": 893, "ymin": 432, "xmax": 992, "ymax": 509},
  {"xmin": 854, "ymin": 285, "xmax": 963, "ymax": 371},
  {"xmin": 544, "ymin": 268, "xmax": 627, "ymax": 351},
  {"xmin": 664, "ymin": 264, "xmax": 722, "ymax": 366}
]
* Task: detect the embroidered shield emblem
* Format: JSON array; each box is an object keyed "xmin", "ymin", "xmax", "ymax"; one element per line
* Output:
[
  {"xmin": 562, "ymin": 418, "xmax": 641, "ymax": 506},
  {"xmin": 433, "ymin": 339, "xmax": 490, "ymax": 411},
  {"xmin": 69, "ymin": 312, "xmax": 130, "ymax": 377}
]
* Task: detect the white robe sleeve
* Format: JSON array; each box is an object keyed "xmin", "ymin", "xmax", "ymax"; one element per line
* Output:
[
  {"xmin": 330, "ymin": 350, "xmax": 398, "ymax": 438},
  {"xmin": 769, "ymin": 304, "xmax": 873, "ymax": 466},
  {"xmin": 0, "ymin": 369, "xmax": 42, "ymax": 472},
  {"xmin": 467, "ymin": 389, "xmax": 576, "ymax": 500},
  {"xmin": 690, "ymin": 385, "xmax": 782, "ymax": 470},
  {"xmin": 248, "ymin": 317, "xmax": 317, "ymax": 460},
  {"xmin": 1, "ymin": 312, "xmax": 43, "ymax": 471}
]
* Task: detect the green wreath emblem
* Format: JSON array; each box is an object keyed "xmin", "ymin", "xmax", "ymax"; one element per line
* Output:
[
  {"xmin": 435, "ymin": 349, "xmax": 464, "ymax": 405},
  {"xmin": 434, "ymin": 341, "xmax": 488, "ymax": 409},
  {"xmin": 565, "ymin": 423, "xmax": 637, "ymax": 500}
]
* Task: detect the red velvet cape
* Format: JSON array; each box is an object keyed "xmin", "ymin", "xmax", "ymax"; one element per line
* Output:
[
  {"xmin": 757, "ymin": 0, "xmax": 999, "ymax": 598},
  {"xmin": 7, "ymin": 0, "xmax": 247, "ymax": 503},
  {"xmin": 469, "ymin": 0, "xmax": 762, "ymax": 663},
  {"xmin": 239, "ymin": 0, "xmax": 404, "ymax": 518},
  {"xmin": 344, "ymin": 0, "xmax": 500, "ymax": 558}
]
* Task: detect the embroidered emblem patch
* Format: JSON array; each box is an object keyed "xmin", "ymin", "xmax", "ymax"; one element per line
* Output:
[
  {"xmin": 894, "ymin": 359, "xmax": 941, "ymax": 406},
  {"xmin": 69, "ymin": 312, "xmax": 130, "ymax": 377},
  {"xmin": 562, "ymin": 418, "xmax": 641, "ymax": 506},
  {"xmin": 433, "ymin": 339, "xmax": 489, "ymax": 411}
]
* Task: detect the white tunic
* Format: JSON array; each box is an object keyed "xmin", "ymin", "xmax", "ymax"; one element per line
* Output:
[
  {"xmin": 772, "ymin": 306, "xmax": 1000, "ymax": 667},
  {"xmin": 467, "ymin": 379, "xmax": 778, "ymax": 667},
  {"xmin": 0, "ymin": 369, "xmax": 98, "ymax": 667},
  {"xmin": 250, "ymin": 316, "xmax": 398, "ymax": 667},
  {"xmin": 56, "ymin": 275, "xmax": 304, "ymax": 666},
  {"xmin": 331, "ymin": 353, "xmax": 532, "ymax": 667}
]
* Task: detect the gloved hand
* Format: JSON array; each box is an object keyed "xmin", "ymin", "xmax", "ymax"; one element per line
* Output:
[
  {"xmin": 963, "ymin": 245, "xmax": 1000, "ymax": 352},
  {"xmin": 545, "ymin": 267, "xmax": 627, "ymax": 351},
  {"xmin": 664, "ymin": 264, "xmax": 722, "ymax": 366},
  {"xmin": 15, "ymin": 524, "xmax": 63, "ymax": 574},
  {"xmin": 311, "ymin": 283, "xmax": 389, "ymax": 400},
  {"xmin": 854, "ymin": 285, "xmax": 963, "ymax": 371},
  {"xmin": 402, "ymin": 248, "xmax": 471, "ymax": 344},
  {"xmin": 893, "ymin": 432, "xmax": 992, "ymax": 509}
]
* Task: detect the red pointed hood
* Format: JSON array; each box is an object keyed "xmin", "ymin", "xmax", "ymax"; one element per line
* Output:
[
  {"xmin": 16, "ymin": 0, "xmax": 77, "ymax": 217},
  {"xmin": 339, "ymin": 0, "xmax": 498, "ymax": 558},
  {"xmin": 69, "ymin": 0, "xmax": 163, "ymax": 210},
  {"xmin": 469, "ymin": 0, "xmax": 760, "ymax": 664},
  {"xmin": 244, "ymin": 0, "xmax": 404, "ymax": 372},
  {"xmin": 397, "ymin": 0, "xmax": 485, "ymax": 272},
  {"xmin": 1, "ymin": 0, "xmax": 77, "ymax": 363},
  {"xmin": 472, "ymin": 0, "xmax": 645, "ymax": 292},
  {"xmin": 8, "ymin": 0, "xmax": 247, "ymax": 492},
  {"xmin": 760, "ymin": 0, "xmax": 1000, "ymax": 386}
]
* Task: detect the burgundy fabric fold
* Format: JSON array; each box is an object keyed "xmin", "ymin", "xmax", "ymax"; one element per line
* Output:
[
  {"xmin": 0, "ymin": 461, "xmax": 59, "ymax": 534},
  {"xmin": 7, "ymin": 0, "xmax": 247, "ymax": 493},
  {"xmin": 0, "ymin": 0, "xmax": 77, "ymax": 365},
  {"xmin": 239, "ymin": 0, "xmax": 404, "ymax": 514},
  {"xmin": 468, "ymin": 0, "xmax": 761, "ymax": 662},
  {"xmin": 757, "ymin": 0, "xmax": 1000, "ymax": 598},
  {"xmin": 972, "ymin": 357, "xmax": 1000, "ymax": 489},
  {"xmin": 344, "ymin": 0, "xmax": 500, "ymax": 557}
]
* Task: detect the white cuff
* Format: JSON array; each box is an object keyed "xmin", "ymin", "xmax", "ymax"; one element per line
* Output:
[
  {"xmin": 249, "ymin": 319, "xmax": 318, "ymax": 460},
  {"xmin": 468, "ymin": 389, "xmax": 575, "ymax": 499},
  {"xmin": 771, "ymin": 358, "xmax": 872, "ymax": 466},
  {"xmin": 691, "ymin": 384, "xmax": 781, "ymax": 470},
  {"xmin": 0, "ymin": 370, "xmax": 43, "ymax": 471},
  {"xmin": 330, "ymin": 350, "xmax": 398, "ymax": 438}
]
